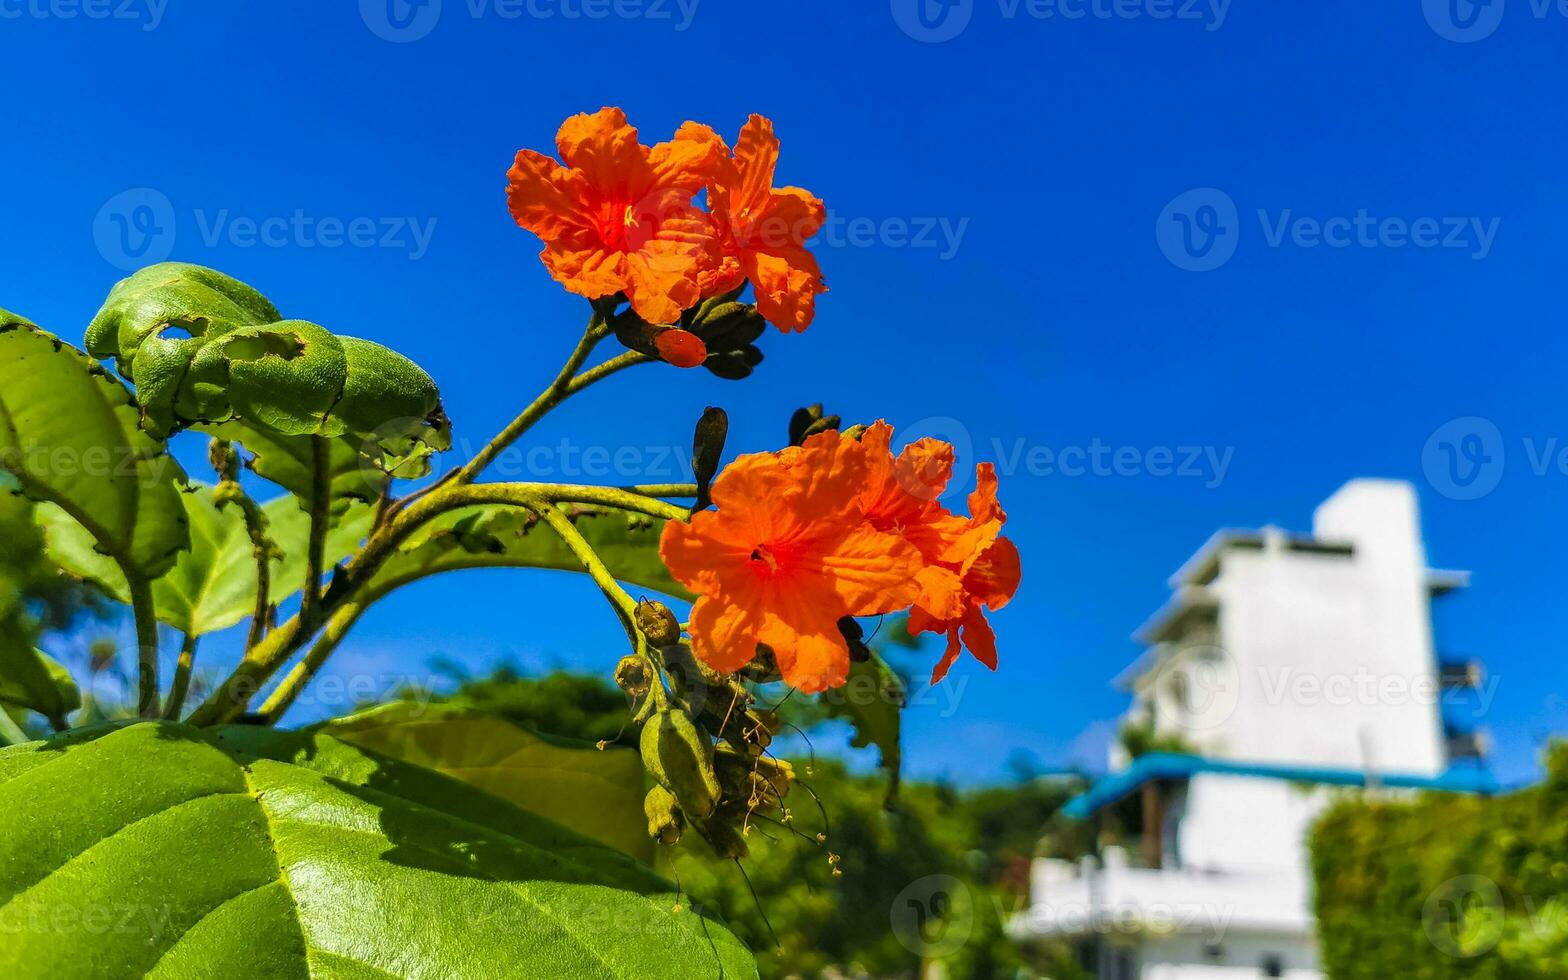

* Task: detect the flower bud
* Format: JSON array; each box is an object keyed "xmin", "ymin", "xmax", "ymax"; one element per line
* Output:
[
  {"xmin": 635, "ymin": 599, "xmax": 682, "ymax": 647},
  {"xmin": 641, "ymin": 706, "xmax": 722, "ymax": 819},
  {"xmin": 699, "ymin": 818, "xmax": 750, "ymax": 860},
  {"xmin": 644, "ymin": 785, "xmax": 685, "ymax": 845},
  {"xmin": 614, "ymin": 655, "xmax": 651, "ymax": 699},
  {"xmin": 653, "ymin": 328, "xmax": 707, "ymax": 368}
]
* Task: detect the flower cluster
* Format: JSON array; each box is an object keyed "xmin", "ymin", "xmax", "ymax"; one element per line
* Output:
[
  {"xmin": 661, "ymin": 422, "xmax": 1021, "ymax": 693},
  {"xmin": 507, "ymin": 108, "xmax": 827, "ymax": 344}
]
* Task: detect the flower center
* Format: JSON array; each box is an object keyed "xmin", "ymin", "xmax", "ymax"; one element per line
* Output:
[
  {"xmin": 749, "ymin": 545, "xmax": 782, "ymax": 576},
  {"xmin": 594, "ymin": 199, "xmax": 643, "ymax": 252}
]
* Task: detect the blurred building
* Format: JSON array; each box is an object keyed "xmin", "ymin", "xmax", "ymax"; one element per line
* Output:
[{"xmin": 1014, "ymin": 479, "xmax": 1497, "ymax": 979}]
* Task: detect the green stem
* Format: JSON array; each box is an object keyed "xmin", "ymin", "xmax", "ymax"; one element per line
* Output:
[
  {"xmin": 440, "ymin": 483, "xmax": 691, "ymax": 522},
  {"xmin": 452, "ymin": 316, "xmax": 609, "ymax": 486},
  {"xmin": 0, "ymin": 709, "xmax": 29, "ymax": 746},
  {"xmin": 621, "ymin": 484, "xmax": 700, "ymax": 498},
  {"xmin": 164, "ymin": 633, "xmax": 199, "ymax": 721},
  {"xmin": 298, "ymin": 435, "xmax": 332, "ymax": 628},
  {"xmin": 186, "ymin": 616, "xmax": 304, "ymax": 726},
  {"xmin": 258, "ymin": 601, "xmax": 367, "ymax": 724},
  {"xmin": 127, "ymin": 575, "xmax": 161, "ymax": 719},
  {"xmin": 528, "ymin": 496, "xmax": 638, "ymax": 631}
]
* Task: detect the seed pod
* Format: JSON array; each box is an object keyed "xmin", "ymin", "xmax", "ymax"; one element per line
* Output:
[
  {"xmin": 635, "ymin": 599, "xmax": 682, "ymax": 647},
  {"xmin": 644, "ymin": 785, "xmax": 685, "ymax": 845},
  {"xmin": 641, "ymin": 706, "xmax": 722, "ymax": 819},
  {"xmin": 699, "ymin": 818, "xmax": 750, "ymax": 860},
  {"xmin": 614, "ymin": 655, "xmax": 651, "ymax": 699}
]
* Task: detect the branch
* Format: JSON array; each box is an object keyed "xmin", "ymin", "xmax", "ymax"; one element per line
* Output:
[
  {"xmin": 126, "ymin": 575, "xmax": 160, "ymax": 719},
  {"xmin": 258, "ymin": 601, "xmax": 367, "ymax": 725},
  {"xmin": 164, "ymin": 633, "xmax": 199, "ymax": 720},
  {"xmin": 298, "ymin": 435, "xmax": 332, "ymax": 627},
  {"xmin": 451, "ymin": 315, "xmax": 610, "ymax": 486}
]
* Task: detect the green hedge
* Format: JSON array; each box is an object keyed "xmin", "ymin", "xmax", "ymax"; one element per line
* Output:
[{"xmin": 1311, "ymin": 744, "xmax": 1568, "ymax": 979}]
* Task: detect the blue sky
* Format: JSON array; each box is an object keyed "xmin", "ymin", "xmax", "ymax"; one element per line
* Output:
[{"xmin": 3, "ymin": 0, "xmax": 1564, "ymax": 786}]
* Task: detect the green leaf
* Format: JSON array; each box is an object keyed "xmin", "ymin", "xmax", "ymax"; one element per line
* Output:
[
  {"xmin": 85, "ymin": 263, "xmax": 450, "ymax": 465},
  {"xmin": 367, "ymin": 504, "xmax": 694, "ymax": 603},
  {"xmin": 0, "ymin": 312, "xmax": 190, "ymax": 582},
  {"xmin": 318, "ymin": 702, "xmax": 657, "ymax": 866},
  {"xmin": 34, "ymin": 489, "xmax": 373, "ymax": 636},
  {"xmin": 198, "ymin": 423, "xmax": 390, "ymax": 514},
  {"xmin": 0, "ymin": 723, "xmax": 756, "ymax": 978},
  {"xmin": 821, "ymin": 652, "xmax": 905, "ymax": 803},
  {"xmin": 0, "ymin": 640, "xmax": 78, "ymax": 730}
]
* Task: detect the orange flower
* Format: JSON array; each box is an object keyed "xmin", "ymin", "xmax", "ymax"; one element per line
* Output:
[
  {"xmin": 507, "ymin": 108, "xmax": 720, "ymax": 325},
  {"xmin": 660, "ymin": 433, "xmax": 921, "ymax": 693},
  {"xmin": 907, "ymin": 466, "xmax": 1022, "ymax": 684},
  {"xmin": 681, "ymin": 115, "xmax": 828, "ymax": 333}
]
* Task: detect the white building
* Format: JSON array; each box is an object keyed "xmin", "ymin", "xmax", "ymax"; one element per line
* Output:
[{"xmin": 1015, "ymin": 480, "xmax": 1497, "ymax": 979}]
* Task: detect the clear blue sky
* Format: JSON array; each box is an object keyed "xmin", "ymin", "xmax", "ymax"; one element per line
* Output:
[{"xmin": 3, "ymin": 0, "xmax": 1564, "ymax": 787}]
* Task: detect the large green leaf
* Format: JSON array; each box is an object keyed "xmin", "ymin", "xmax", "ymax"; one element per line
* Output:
[
  {"xmin": 318, "ymin": 702, "xmax": 656, "ymax": 866},
  {"xmin": 0, "ymin": 723, "xmax": 757, "ymax": 979},
  {"xmin": 0, "ymin": 312, "xmax": 189, "ymax": 582},
  {"xmin": 34, "ymin": 489, "xmax": 373, "ymax": 636},
  {"xmin": 366, "ymin": 504, "xmax": 694, "ymax": 603},
  {"xmin": 821, "ymin": 653, "xmax": 905, "ymax": 803},
  {"xmin": 85, "ymin": 263, "xmax": 450, "ymax": 468}
]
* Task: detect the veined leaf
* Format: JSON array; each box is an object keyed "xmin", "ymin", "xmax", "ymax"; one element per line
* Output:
[
  {"xmin": 198, "ymin": 422, "xmax": 391, "ymax": 514},
  {"xmin": 821, "ymin": 652, "xmax": 905, "ymax": 803},
  {"xmin": 85, "ymin": 263, "xmax": 450, "ymax": 467},
  {"xmin": 0, "ymin": 311, "xmax": 189, "ymax": 582},
  {"xmin": 318, "ymin": 702, "xmax": 656, "ymax": 866},
  {"xmin": 367, "ymin": 504, "xmax": 694, "ymax": 603},
  {"xmin": 34, "ymin": 489, "xmax": 373, "ymax": 637},
  {"xmin": 0, "ymin": 723, "xmax": 756, "ymax": 979},
  {"xmin": 0, "ymin": 639, "xmax": 78, "ymax": 730}
]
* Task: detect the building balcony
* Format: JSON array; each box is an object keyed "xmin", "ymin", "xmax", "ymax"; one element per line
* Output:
[{"xmin": 1015, "ymin": 847, "xmax": 1314, "ymax": 942}]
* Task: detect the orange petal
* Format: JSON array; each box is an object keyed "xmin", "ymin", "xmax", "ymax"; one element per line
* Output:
[
  {"xmin": 727, "ymin": 115, "xmax": 781, "ymax": 221},
  {"xmin": 929, "ymin": 627, "xmax": 964, "ymax": 685},
  {"xmin": 538, "ymin": 242, "xmax": 629, "ymax": 301},
  {"xmin": 660, "ymin": 510, "xmax": 752, "ymax": 597},
  {"xmin": 555, "ymin": 107, "xmax": 651, "ymax": 198},
  {"xmin": 506, "ymin": 149, "xmax": 594, "ymax": 241},
  {"xmin": 968, "ymin": 463, "xmax": 1007, "ymax": 526},
  {"xmin": 747, "ymin": 246, "xmax": 826, "ymax": 333},
  {"xmin": 653, "ymin": 122, "xmax": 726, "ymax": 191},
  {"xmin": 757, "ymin": 579, "xmax": 853, "ymax": 694},
  {"xmin": 960, "ymin": 605, "xmax": 1000, "ymax": 671},
  {"xmin": 808, "ymin": 522, "xmax": 923, "ymax": 615},
  {"xmin": 966, "ymin": 537, "xmax": 1022, "ymax": 612},
  {"xmin": 689, "ymin": 594, "xmax": 765, "ymax": 675}
]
